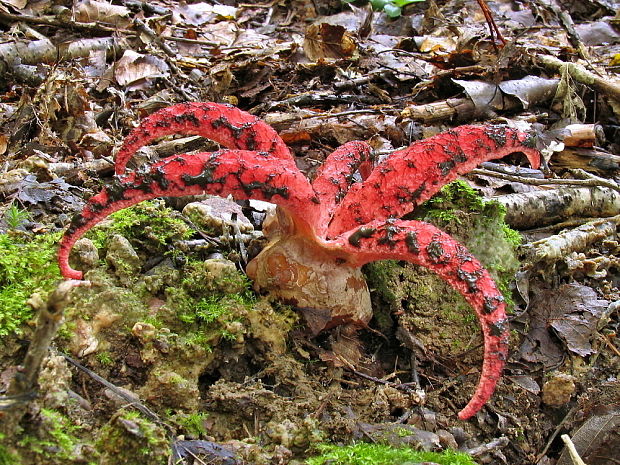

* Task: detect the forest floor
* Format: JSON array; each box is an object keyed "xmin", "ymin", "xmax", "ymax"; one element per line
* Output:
[{"xmin": 0, "ymin": 0, "xmax": 619, "ymax": 464}]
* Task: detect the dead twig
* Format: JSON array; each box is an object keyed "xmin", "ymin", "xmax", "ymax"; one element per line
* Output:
[
  {"xmin": 466, "ymin": 436, "xmax": 510, "ymax": 456},
  {"xmin": 535, "ymin": 406, "xmax": 579, "ymax": 462},
  {"xmin": 493, "ymin": 186, "xmax": 620, "ymax": 230},
  {"xmin": 526, "ymin": 215, "xmax": 620, "ymax": 264},
  {"xmin": 561, "ymin": 434, "xmax": 588, "ymax": 465},
  {"xmin": 0, "ymin": 10, "xmax": 127, "ymax": 34},
  {"xmin": 62, "ymin": 354, "xmax": 166, "ymax": 427},
  {"xmin": 133, "ymin": 18, "xmax": 176, "ymax": 58},
  {"xmin": 0, "ymin": 280, "xmax": 88, "ymax": 436},
  {"xmin": 471, "ymin": 168, "xmax": 620, "ymax": 195},
  {"xmin": 475, "ymin": 0, "xmax": 506, "ymax": 47},
  {"xmin": 535, "ymin": 55, "xmax": 620, "ymax": 103}
]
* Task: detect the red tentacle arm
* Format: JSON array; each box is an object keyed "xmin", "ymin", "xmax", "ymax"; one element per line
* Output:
[
  {"xmin": 331, "ymin": 219, "xmax": 509, "ymax": 420},
  {"xmin": 311, "ymin": 141, "xmax": 374, "ymax": 236},
  {"xmin": 59, "ymin": 150, "xmax": 319, "ymax": 280},
  {"xmin": 114, "ymin": 102, "xmax": 293, "ymax": 175},
  {"xmin": 327, "ymin": 125, "xmax": 541, "ymax": 238}
]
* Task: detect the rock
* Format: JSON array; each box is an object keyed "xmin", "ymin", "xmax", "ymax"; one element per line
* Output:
[
  {"xmin": 436, "ymin": 429, "xmax": 459, "ymax": 450},
  {"xmin": 105, "ymin": 234, "xmax": 142, "ymax": 284},
  {"xmin": 201, "ymin": 258, "xmax": 248, "ymax": 294},
  {"xmin": 358, "ymin": 422, "xmax": 441, "ymax": 451},
  {"xmin": 72, "ymin": 237, "xmax": 99, "ymax": 271},
  {"xmin": 183, "ymin": 196, "xmax": 253, "ymax": 235}
]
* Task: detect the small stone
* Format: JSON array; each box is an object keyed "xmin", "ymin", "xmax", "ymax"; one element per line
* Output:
[
  {"xmin": 202, "ymin": 258, "xmax": 248, "ymax": 294},
  {"xmin": 449, "ymin": 426, "xmax": 471, "ymax": 447},
  {"xmin": 183, "ymin": 197, "xmax": 253, "ymax": 235},
  {"xmin": 71, "ymin": 318, "xmax": 99, "ymax": 357},
  {"xmin": 542, "ymin": 373, "xmax": 576, "ymax": 406},
  {"xmin": 106, "ymin": 234, "xmax": 142, "ymax": 283},
  {"xmin": 73, "ymin": 237, "xmax": 99, "ymax": 269},
  {"xmin": 436, "ymin": 429, "xmax": 459, "ymax": 450},
  {"xmin": 132, "ymin": 322, "xmax": 157, "ymax": 343}
]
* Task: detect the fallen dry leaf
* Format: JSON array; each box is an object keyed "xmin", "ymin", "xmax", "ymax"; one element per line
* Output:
[
  {"xmin": 304, "ymin": 23, "xmax": 357, "ymax": 61},
  {"xmin": 114, "ymin": 50, "xmax": 170, "ymax": 88},
  {"xmin": 519, "ymin": 283, "xmax": 609, "ymax": 367}
]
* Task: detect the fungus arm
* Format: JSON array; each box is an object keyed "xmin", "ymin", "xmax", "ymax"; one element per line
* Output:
[
  {"xmin": 59, "ymin": 150, "xmax": 318, "ymax": 280},
  {"xmin": 333, "ymin": 219, "xmax": 509, "ymax": 420},
  {"xmin": 311, "ymin": 141, "xmax": 374, "ymax": 236},
  {"xmin": 115, "ymin": 102, "xmax": 293, "ymax": 175},
  {"xmin": 327, "ymin": 125, "xmax": 541, "ymax": 238}
]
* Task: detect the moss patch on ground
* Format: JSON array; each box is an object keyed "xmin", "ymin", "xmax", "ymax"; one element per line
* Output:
[
  {"xmin": 306, "ymin": 442, "xmax": 478, "ymax": 465},
  {"xmin": 0, "ymin": 231, "xmax": 61, "ymax": 337}
]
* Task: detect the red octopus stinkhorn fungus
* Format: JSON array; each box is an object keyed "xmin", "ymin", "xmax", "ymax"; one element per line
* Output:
[{"xmin": 58, "ymin": 102, "xmax": 540, "ymax": 420}]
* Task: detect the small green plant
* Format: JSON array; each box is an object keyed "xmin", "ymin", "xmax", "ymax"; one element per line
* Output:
[
  {"xmin": 174, "ymin": 412, "xmax": 209, "ymax": 438},
  {"xmin": 96, "ymin": 351, "xmax": 114, "ymax": 366},
  {"xmin": 342, "ymin": 0, "xmax": 424, "ymax": 18},
  {"xmin": 306, "ymin": 442, "xmax": 478, "ymax": 465},
  {"xmin": 0, "ymin": 232, "xmax": 61, "ymax": 336},
  {"xmin": 3, "ymin": 204, "xmax": 29, "ymax": 230}
]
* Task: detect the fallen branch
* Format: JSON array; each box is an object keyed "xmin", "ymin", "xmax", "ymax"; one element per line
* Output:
[
  {"xmin": 403, "ymin": 76, "xmax": 558, "ymax": 123},
  {"xmin": 535, "ymin": 54, "xmax": 620, "ymax": 103},
  {"xmin": 0, "ymin": 37, "xmax": 124, "ymax": 76},
  {"xmin": 0, "ymin": 10, "xmax": 124, "ymax": 34},
  {"xmin": 526, "ymin": 215, "xmax": 620, "ymax": 264},
  {"xmin": 560, "ymin": 434, "xmax": 588, "ymax": 465},
  {"xmin": 491, "ymin": 186, "xmax": 620, "ymax": 230},
  {"xmin": 473, "ymin": 169, "xmax": 620, "ymax": 195},
  {"xmin": 555, "ymin": 147, "xmax": 620, "ymax": 173},
  {"xmin": 466, "ymin": 436, "xmax": 510, "ymax": 457}
]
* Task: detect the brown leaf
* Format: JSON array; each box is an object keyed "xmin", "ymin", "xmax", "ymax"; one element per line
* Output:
[
  {"xmin": 557, "ymin": 410, "xmax": 620, "ymax": 465},
  {"xmin": 519, "ymin": 283, "xmax": 609, "ymax": 367},
  {"xmin": 548, "ymin": 284, "xmax": 608, "ymax": 356},
  {"xmin": 74, "ymin": 0, "xmax": 130, "ymax": 27},
  {"xmin": 114, "ymin": 51, "xmax": 170, "ymax": 88},
  {"xmin": 303, "ymin": 23, "xmax": 357, "ymax": 61}
]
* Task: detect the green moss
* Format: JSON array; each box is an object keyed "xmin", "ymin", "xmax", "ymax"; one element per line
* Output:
[
  {"xmin": 96, "ymin": 411, "xmax": 168, "ymax": 465},
  {"xmin": 0, "ymin": 433, "xmax": 20, "ymax": 465},
  {"xmin": 364, "ymin": 180, "xmax": 524, "ymax": 355},
  {"xmin": 306, "ymin": 442, "xmax": 478, "ymax": 465},
  {"xmin": 96, "ymin": 351, "xmax": 114, "ymax": 366},
  {"xmin": 418, "ymin": 180, "xmax": 522, "ymax": 310},
  {"xmin": 177, "ymin": 259, "xmax": 253, "ymax": 297},
  {"xmin": 87, "ymin": 200, "xmax": 192, "ymax": 250},
  {"xmin": 18, "ymin": 409, "xmax": 84, "ymax": 461},
  {"xmin": 0, "ymin": 232, "xmax": 62, "ymax": 337},
  {"xmin": 3, "ymin": 204, "xmax": 30, "ymax": 230},
  {"xmin": 423, "ymin": 180, "xmax": 486, "ymax": 218},
  {"xmin": 171, "ymin": 412, "xmax": 209, "ymax": 438},
  {"xmin": 153, "ymin": 260, "xmax": 254, "ymax": 350}
]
